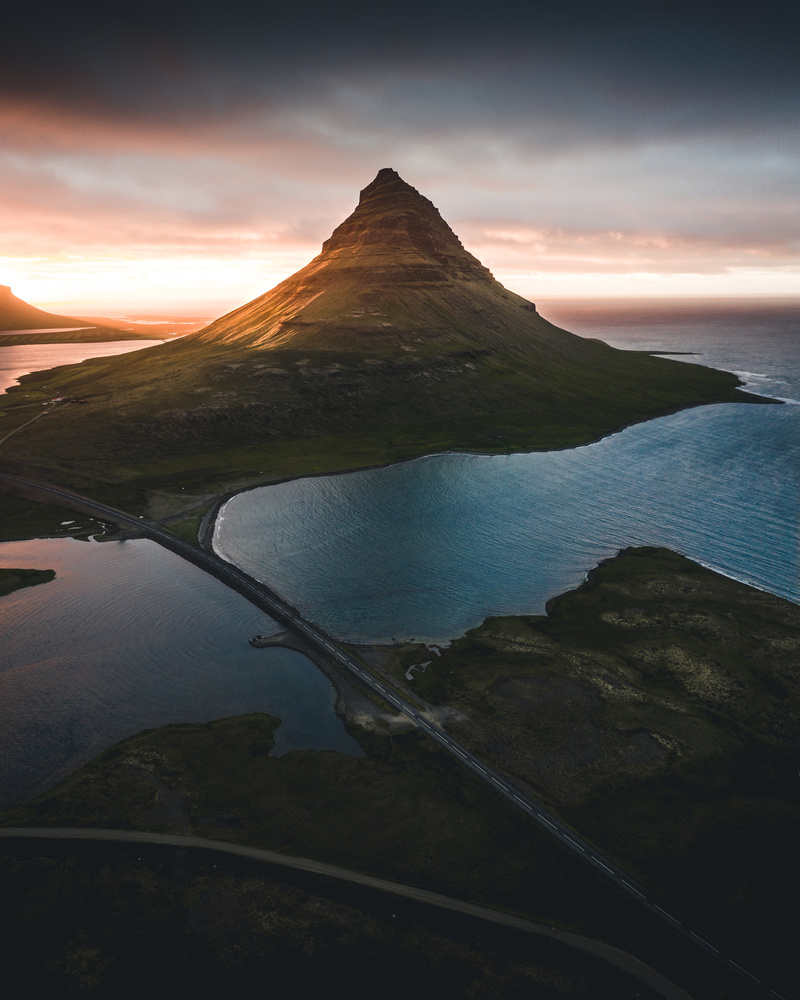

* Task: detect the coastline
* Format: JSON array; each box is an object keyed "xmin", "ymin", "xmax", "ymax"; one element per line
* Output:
[
  {"xmin": 198, "ymin": 378, "xmax": 778, "ymax": 555},
  {"xmin": 203, "ymin": 398, "xmax": 796, "ymax": 650}
]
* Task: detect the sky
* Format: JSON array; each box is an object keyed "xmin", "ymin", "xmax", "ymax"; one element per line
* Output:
[{"xmin": 1, "ymin": 0, "xmax": 798, "ymax": 315}]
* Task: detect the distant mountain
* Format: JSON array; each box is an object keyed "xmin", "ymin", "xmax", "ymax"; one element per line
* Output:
[
  {"xmin": 0, "ymin": 286, "xmax": 159, "ymax": 342},
  {"xmin": 0, "ymin": 285, "xmax": 91, "ymax": 331},
  {"xmin": 190, "ymin": 168, "xmax": 580, "ymax": 357}
]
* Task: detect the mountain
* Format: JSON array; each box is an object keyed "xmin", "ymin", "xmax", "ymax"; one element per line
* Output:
[
  {"xmin": 0, "ymin": 285, "xmax": 152, "ymax": 342},
  {"xmin": 0, "ymin": 285, "xmax": 91, "ymax": 331},
  {"xmin": 1, "ymin": 170, "xmax": 765, "ymax": 491},
  {"xmin": 190, "ymin": 168, "xmax": 578, "ymax": 356}
]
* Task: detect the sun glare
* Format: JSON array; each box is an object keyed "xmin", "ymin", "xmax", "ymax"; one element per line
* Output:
[
  {"xmin": 2, "ymin": 250, "xmax": 798, "ymax": 317},
  {"xmin": 0, "ymin": 254, "xmax": 309, "ymax": 316}
]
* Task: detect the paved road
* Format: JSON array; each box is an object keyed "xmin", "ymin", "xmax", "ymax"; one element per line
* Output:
[
  {"xmin": 0, "ymin": 471, "xmax": 782, "ymax": 999},
  {"xmin": 0, "ymin": 826, "xmax": 693, "ymax": 1000}
]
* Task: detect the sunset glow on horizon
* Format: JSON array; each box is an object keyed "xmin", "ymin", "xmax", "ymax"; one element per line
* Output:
[{"xmin": 2, "ymin": 1, "xmax": 797, "ymax": 318}]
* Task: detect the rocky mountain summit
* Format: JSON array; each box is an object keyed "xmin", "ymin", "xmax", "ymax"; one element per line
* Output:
[{"xmin": 189, "ymin": 168, "xmax": 574, "ymax": 356}]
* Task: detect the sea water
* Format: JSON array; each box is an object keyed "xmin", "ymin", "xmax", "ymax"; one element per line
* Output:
[
  {"xmin": 214, "ymin": 300, "xmax": 799, "ymax": 643},
  {"xmin": 0, "ymin": 340, "xmax": 165, "ymax": 393}
]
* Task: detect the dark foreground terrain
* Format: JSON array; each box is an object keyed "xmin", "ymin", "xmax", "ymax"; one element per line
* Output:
[
  {"xmin": 372, "ymin": 548, "xmax": 800, "ymax": 991},
  {"xmin": 2, "ymin": 549, "xmax": 795, "ymax": 998},
  {"xmin": 0, "ymin": 838, "xmax": 673, "ymax": 1000}
]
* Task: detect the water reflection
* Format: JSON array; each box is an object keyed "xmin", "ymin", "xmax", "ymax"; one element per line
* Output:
[
  {"xmin": 0, "ymin": 537, "xmax": 362, "ymax": 808},
  {"xmin": 0, "ymin": 341, "xmax": 164, "ymax": 393}
]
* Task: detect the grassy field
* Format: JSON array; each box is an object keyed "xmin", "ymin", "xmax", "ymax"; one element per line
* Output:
[
  {"xmin": 0, "ymin": 329, "xmax": 160, "ymax": 345},
  {"xmin": 1, "ymin": 714, "xmax": 751, "ymax": 1000},
  {"xmin": 2, "ymin": 547, "xmax": 794, "ymax": 996},
  {"xmin": 1, "ymin": 715, "xmax": 632, "ymax": 922},
  {"xmin": 0, "ymin": 494, "xmax": 106, "ymax": 542},
  {"xmin": 0, "ymin": 844, "xmax": 677, "ymax": 1000},
  {"xmin": 372, "ymin": 547, "xmax": 800, "ymax": 989},
  {"xmin": 0, "ymin": 333, "xmax": 768, "ymax": 526}
]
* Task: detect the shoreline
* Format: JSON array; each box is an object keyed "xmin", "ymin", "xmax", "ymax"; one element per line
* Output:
[{"xmin": 198, "ymin": 383, "xmax": 778, "ymax": 554}]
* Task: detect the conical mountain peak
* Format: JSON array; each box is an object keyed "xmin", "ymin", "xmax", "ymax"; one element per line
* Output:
[
  {"xmin": 190, "ymin": 170, "xmax": 549, "ymax": 353},
  {"xmin": 359, "ymin": 167, "xmax": 416, "ymax": 201},
  {"xmin": 320, "ymin": 168, "xmax": 487, "ymax": 277}
]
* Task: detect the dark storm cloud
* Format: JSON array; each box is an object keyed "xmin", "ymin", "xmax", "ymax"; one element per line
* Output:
[
  {"xmin": 3, "ymin": 0, "xmax": 797, "ymax": 138},
  {"xmin": 3, "ymin": 0, "xmax": 797, "ymax": 306}
]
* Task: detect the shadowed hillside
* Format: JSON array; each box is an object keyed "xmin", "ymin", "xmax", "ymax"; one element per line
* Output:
[
  {"xmin": 0, "ymin": 285, "xmax": 151, "ymax": 342},
  {"xmin": 0, "ymin": 285, "xmax": 90, "ymax": 332}
]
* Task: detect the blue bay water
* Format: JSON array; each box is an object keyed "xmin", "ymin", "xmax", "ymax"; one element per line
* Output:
[{"xmin": 215, "ymin": 301, "xmax": 799, "ymax": 643}]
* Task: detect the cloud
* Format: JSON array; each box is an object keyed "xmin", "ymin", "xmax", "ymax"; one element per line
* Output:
[
  {"xmin": 4, "ymin": 1, "xmax": 797, "ymax": 130},
  {"xmin": 1, "ymin": 0, "xmax": 797, "ymax": 308}
]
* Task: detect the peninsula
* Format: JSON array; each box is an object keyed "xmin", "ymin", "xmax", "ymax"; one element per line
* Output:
[
  {"xmin": 0, "ymin": 172, "xmax": 790, "ymax": 999},
  {"xmin": 0, "ymin": 170, "xmax": 767, "ymax": 526}
]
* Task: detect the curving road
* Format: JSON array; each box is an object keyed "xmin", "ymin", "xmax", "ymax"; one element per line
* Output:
[
  {"xmin": 0, "ymin": 471, "xmax": 782, "ymax": 999},
  {"xmin": 0, "ymin": 826, "xmax": 694, "ymax": 1000}
]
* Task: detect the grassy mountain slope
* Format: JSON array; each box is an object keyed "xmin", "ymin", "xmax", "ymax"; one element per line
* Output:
[{"xmin": 0, "ymin": 170, "xmax": 770, "ymax": 507}]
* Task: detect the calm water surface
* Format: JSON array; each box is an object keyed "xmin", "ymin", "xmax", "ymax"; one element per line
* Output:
[
  {"xmin": 0, "ymin": 337, "xmax": 362, "ymax": 807},
  {"xmin": 215, "ymin": 302, "xmax": 799, "ymax": 643},
  {"xmin": 0, "ymin": 538, "xmax": 362, "ymax": 808},
  {"xmin": 0, "ymin": 340, "xmax": 164, "ymax": 393}
]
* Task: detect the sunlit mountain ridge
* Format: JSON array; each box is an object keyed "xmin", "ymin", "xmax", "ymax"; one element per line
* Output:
[
  {"xmin": 190, "ymin": 168, "xmax": 593, "ymax": 359},
  {"xmin": 0, "ymin": 171, "xmax": 768, "ymax": 501}
]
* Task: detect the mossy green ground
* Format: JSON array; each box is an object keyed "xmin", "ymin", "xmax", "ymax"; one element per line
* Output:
[
  {"xmin": 0, "ymin": 494, "xmax": 103, "ymax": 541},
  {"xmin": 374, "ymin": 547, "xmax": 800, "ymax": 987},
  {"xmin": 0, "ymin": 845, "xmax": 670, "ymax": 1000},
  {"xmin": 2, "ymin": 548, "xmax": 795, "ymax": 995},
  {"xmin": 1, "ymin": 715, "xmax": 746, "ymax": 1000},
  {"xmin": 2, "ymin": 717, "xmax": 625, "ymax": 925},
  {"xmin": 0, "ymin": 337, "xmax": 766, "ymax": 525}
]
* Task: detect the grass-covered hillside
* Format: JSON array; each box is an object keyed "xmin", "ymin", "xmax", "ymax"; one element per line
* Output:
[
  {"xmin": 1, "ymin": 714, "xmax": 735, "ymax": 1000},
  {"xmin": 0, "ymin": 171, "xmax": 770, "ymax": 516}
]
